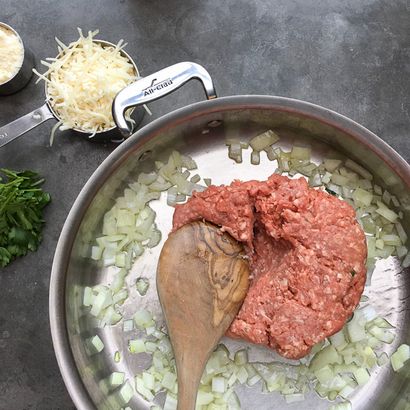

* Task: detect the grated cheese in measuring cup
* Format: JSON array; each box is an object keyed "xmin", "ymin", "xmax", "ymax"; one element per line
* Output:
[
  {"xmin": 0, "ymin": 25, "xmax": 24, "ymax": 84},
  {"xmin": 33, "ymin": 28, "xmax": 137, "ymax": 138}
]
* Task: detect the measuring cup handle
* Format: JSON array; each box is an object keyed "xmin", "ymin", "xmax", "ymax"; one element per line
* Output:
[
  {"xmin": 112, "ymin": 61, "xmax": 217, "ymax": 137},
  {"xmin": 0, "ymin": 103, "xmax": 55, "ymax": 148}
]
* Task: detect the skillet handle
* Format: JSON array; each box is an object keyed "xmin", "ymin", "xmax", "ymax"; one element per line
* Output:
[{"xmin": 112, "ymin": 62, "xmax": 217, "ymax": 137}]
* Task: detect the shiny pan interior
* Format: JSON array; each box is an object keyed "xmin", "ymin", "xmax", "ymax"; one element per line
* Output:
[{"xmin": 50, "ymin": 95, "xmax": 410, "ymax": 410}]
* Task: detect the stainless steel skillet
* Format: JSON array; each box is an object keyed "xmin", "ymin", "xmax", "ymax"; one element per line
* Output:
[{"xmin": 50, "ymin": 62, "xmax": 410, "ymax": 410}]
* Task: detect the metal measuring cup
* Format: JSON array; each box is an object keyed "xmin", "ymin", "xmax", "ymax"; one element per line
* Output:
[
  {"xmin": 0, "ymin": 39, "xmax": 144, "ymax": 148},
  {"xmin": 0, "ymin": 22, "xmax": 34, "ymax": 96}
]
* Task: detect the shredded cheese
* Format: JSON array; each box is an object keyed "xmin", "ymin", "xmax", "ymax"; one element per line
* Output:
[
  {"xmin": 0, "ymin": 25, "xmax": 24, "ymax": 84},
  {"xmin": 33, "ymin": 28, "xmax": 137, "ymax": 136}
]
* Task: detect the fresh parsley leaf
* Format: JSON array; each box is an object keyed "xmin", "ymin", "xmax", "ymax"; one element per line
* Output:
[{"xmin": 0, "ymin": 169, "xmax": 51, "ymax": 267}]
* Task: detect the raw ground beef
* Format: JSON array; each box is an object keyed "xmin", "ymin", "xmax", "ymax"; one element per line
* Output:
[{"xmin": 172, "ymin": 174, "xmax": 367, "ymax": 359}]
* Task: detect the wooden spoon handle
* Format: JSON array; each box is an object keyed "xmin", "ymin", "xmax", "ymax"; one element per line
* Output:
[{"xmin": 176, "ymin": 349, "xmax": 208, "ymax": 410}]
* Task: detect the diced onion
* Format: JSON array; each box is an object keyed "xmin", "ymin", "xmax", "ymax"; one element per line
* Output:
[
  {"xmin": 83, "ymin": 286, "xmax": 93, "ymax": 307},
  {"xmin": 265, "ymin": 145, "xmax": 277, "ymax": 161},
  {"xmin": 368, "ymin": 326, "xmax": 395, "ymax": 344},
  {"xmin": 118, "ymin": 381, "xmax": 134, "ymax": 405},
  {"xmin": 249, "ymin": 130, "xmax": 279, "ymax": 151},
  {"xmin": 228, "ymin": 143, "xmax": 243, "ymax": 163},
  {"xmin": 251, "ymin": 150, "xmax": 260, "ymax": 165},
  {"xmin": 90, "ymin": 288, "xmax": 113, "ymax": 317},
  {"xmin": 123, "ymin": 319, "xmax": 134, "ymax": 332},
  {"xmin": 109, "ymin": 371, "xmax": 125, "ymax": 387},
  {"xmin": 309, "ymin": 173, "xmax": 323, "ymax": 187},
  {"xmin": 395, "ymin": 222, "xmax": 408, "ymax": 244},
  {"xmin": 324, "ymin": 159, "xmax": 342, "ymax": 172},
  {"xmin": 163, "ymin": 393, "xmax": 178, "ymax": 410},
  {"xmin": 329, "ymin": 331, "xmax": 348, "ymax": 351},
  {"xmin": 190, "ymin": 174, "xmax": 201, "ymax": 183},
  {"xmin": 353, "ymin": 368, "xmax": 370, "ymax": 385},
  {"xmin": 352, "ymin": 188, "xmax": 373, "ymax": 207},
  {"xmin": 332, "ymin": 174, "xmax": 350, "ymax": 187},
  {"xmin": 345, "ymin": 159, "xmax": 373, "ymax": 180},
  {"xmin": 86, "ymin": 335, "xmax": 104, "ymax": 355},
  {"xmin": 138, "ymin": 172, "xmax": 158, "ymax": 185},
  {"xmin": 181, "ymin": 154, "xmax": 197, "ymax": 170},
  {"xmin": 234, "ymin": 349, "xmax": 248, "ymax": 365},
  {"xmin": 291, "ymin": 146, "xmax": 311, "ymax": 160},
  {"xmin": 129, "ymin": 339, "xmax": 146, "ymax": 354},
  {"xmin": 338, "ymin": 383, "xmax": 356, "ymax": 399},
  {"xmin": 212, "ymin": 376, "xmax": 226, "ymax": 393},
  {"xmin": 162, "ymin": 372, "xmax": 177, "ymax": 390},
  {"xmin": 402, "ymin": 252, "xmax": 410, "ymax": 268},
  {"xmin": 284, "ymin": 393, "xmax": 305, "ymax": 403},
  {"xmin": 133, "ymin": 309, "xmax": 153, "ymax": 329},
  {"xmin": 136, "ymin": 277, "xmax": 150, "ymax": 296},
  {"xmin": 375, "ymin": 203, "xmax": 398, "ymax": 223},
  {"xmin": 391, "ymin": 344, "xmax": 410, "ymax": 371},
  {"xmin": 329, "ymin": 401, "xmax": 352, "ymax": 410},
  {"xmin": 136, "ymin": 375, "xmax": 155, "ymax": 401},
  {"xmin": 309, "ymin": 345, "xmax": 341, "ymax": 372},
  {"xmin": 314, "ymin": 365, "xmax": 333, "ymax": 384}
]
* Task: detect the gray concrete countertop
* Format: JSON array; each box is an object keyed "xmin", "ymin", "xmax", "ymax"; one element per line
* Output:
[{"xmin": 0, "ymin": 1, "xmax": 409, "ymax": 409}]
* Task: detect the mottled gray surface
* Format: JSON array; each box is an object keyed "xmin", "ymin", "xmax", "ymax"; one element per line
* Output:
[{"xmin": 0, "ymin": 0, "xmax": 409, "ymax": 409}]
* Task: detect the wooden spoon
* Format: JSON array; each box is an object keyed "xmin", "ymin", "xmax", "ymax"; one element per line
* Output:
[{"xmin": 157, "ymin": 221, "xmax": 249, "ymax": 410}]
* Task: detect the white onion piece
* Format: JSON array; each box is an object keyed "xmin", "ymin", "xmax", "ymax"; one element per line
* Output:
[
  {"xmin": 249, "ymin": 130, "xmax": 279, "ymax": 151},
  {"xmin": 284, "ymin": 393, "xmax": 305, "ymax": 403},
  {"xmin": 291, "ymin": 146, "xmax": 311, "ymax": 160},
  {"xmin": 265, "ymin": 145, "xmax": 277, "ymax": 161},
  {"xmin": 329, "ymin": 401, "xmax": 352, "ymax": 410},
  {"xmin": 134, "ymin": 309, "xmax": 153, "ymax": 329},
  {"xmin": 109, "ymin": 371, "xmax": 125, "ymax": 387},
  {"xmin": 123, "ymin": 319, "xmax": 134, "ymax": 332},
  {"xmin": 86, "ymin": 335, "xmax": 104, "ymax": 355},
  {"xmin": 228, "ymin": 143, "xmax": 243, "ymax": 163},
  {"xmin": 345, "ymin": 159, "xmax": 373, "ymax": 180},
  {"xmin": 163, "ymin": 393, "xmax": 177, "ymax": 410},
  {"xmin": 402, "ymin": 252, "xmax": 410, "ymax": 268},
  {"xmin": 138, "ymin": 172, "xmax": 158, "ymax": 185},
  {"xmin": 181, "ymin": 154, "xmax": 197, "ymax": 170},
  {"xmin": 309, "ymin": 173, "xmax": 322, "ymax": 187},
  {"xmin": 129, "ymin": 339, "xmax": 146, "ymax": 354},
  {"xmin": 136, "ymin": 277, "xmax": 150, "ymax": 296},
  {"xmin": 83, "ymin": 286, "xmax": 93, "ymax": 306},
  {"xmin": 391, "ymin": 344, "xmax": 410, "ymax": 371},
  {"xmin": 118, "ymin": 381, "xmax": 134, "ymax": 405},
  {"xmin": 136, "ymin": 376, "xmax": 155, "ymax": 401},
  {"xmin": 324, "ymin": 159, "xmax": 342, "ymax": 172},
  {"xmin": 190, "ymin": 174, "xmax": 201, "ymax": 183},
  {"xmin": 251, "ymin": 150, "xmax": 260, "ymax": 165},
  {"xmin": 331, "ymin": 173, "xmax": 350, "ymax": 187}
]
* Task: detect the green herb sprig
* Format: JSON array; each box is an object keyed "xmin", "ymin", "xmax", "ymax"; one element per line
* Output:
[{"xmin": 0, "ymin": 169, "xmax": 51, "ymax": 267}]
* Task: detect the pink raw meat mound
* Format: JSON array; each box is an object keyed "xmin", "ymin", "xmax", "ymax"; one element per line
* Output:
[{"xmin": 173, "ymin": 174, "xmax": 367, "ymax": 359}]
